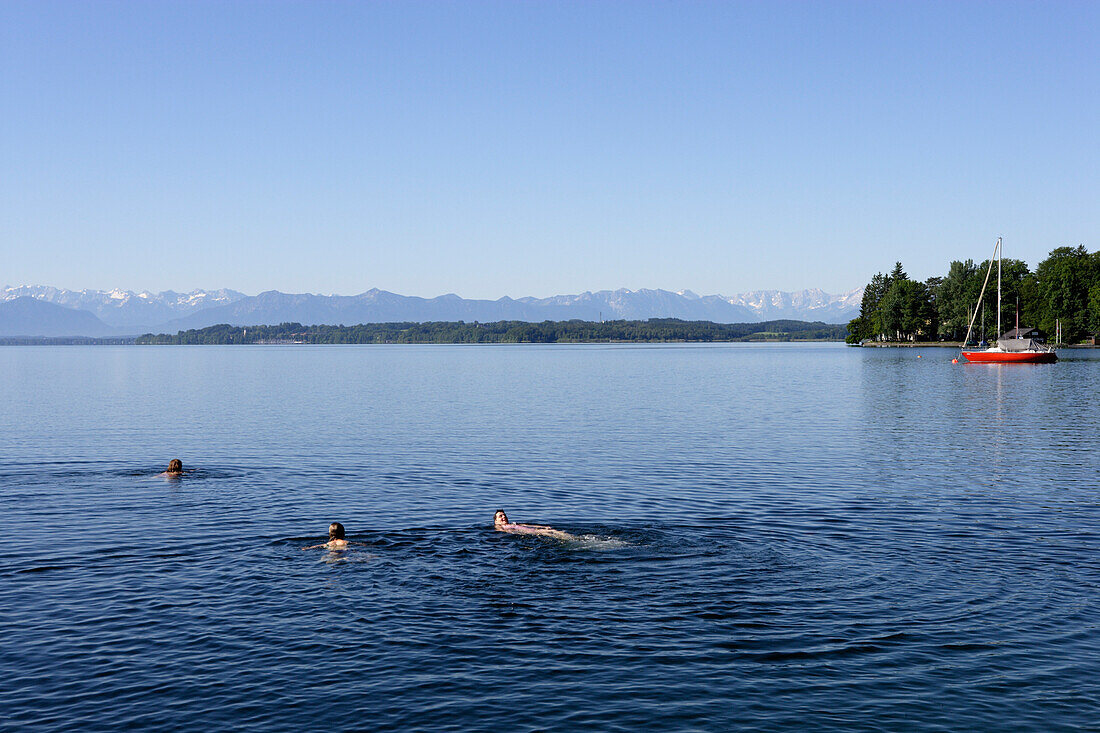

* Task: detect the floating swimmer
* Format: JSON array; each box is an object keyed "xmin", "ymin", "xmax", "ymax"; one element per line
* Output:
[
  {"xmin": 303, "ymin": 522, "xmax": 350, "ymax": 550},
  {"xmin": 158, "ymin": 458, "xmax": 184, "ymax": 477},
  {"xmin": 494, "ymin": 510, "xmax": 574, "ymax": 540}
]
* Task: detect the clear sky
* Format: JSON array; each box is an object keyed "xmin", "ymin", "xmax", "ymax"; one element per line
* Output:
[{"xmin": 2, "ymin": 1, "xmax": 1098, "ymax": 298}]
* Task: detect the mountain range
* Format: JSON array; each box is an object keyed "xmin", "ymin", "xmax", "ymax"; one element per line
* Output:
[
  {"xmin": 1, "ymin": 285, "xmax": 862, "ymax": 338},
  {"xmin": 0, "ymin": 297, "xmax": 118, "ymax": 338}
]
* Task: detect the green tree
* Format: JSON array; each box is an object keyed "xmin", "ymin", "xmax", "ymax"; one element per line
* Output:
[
  {"xmin": 1087, "ymin": 283, "xmax": 1100, "ymax": 336},
  {"xmin": 935, "ymin": 260, "xmax": 980, "ymax": 340},
  {"xmin": 912, "ymin": 280, "xmax": 938, "ymax": 339},
  {"xmin": 982, "ymin": 257, "xmax": 1033, "ymax": 336},
  {"xmin": 845, "ymin": 316, "xmax": 866, "ymax": 344},
  {"xmin": 878, "ymin": 278, "xmax": 935, "ymax": 341},
  {"xmin": 879, "ymin": 280, "xmax": 906, "ymax": 339},
  {"xmin": 1035, "ymin": 246, "xmax": 1095, "ymax": 342},
  {"xmin": 857, "ymin": 271, "xmax": 891, "ymax": 340}
]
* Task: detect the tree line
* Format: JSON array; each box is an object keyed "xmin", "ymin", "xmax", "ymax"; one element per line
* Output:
[
  {"xmin": 136, "ymin": 319, "xmax": 847, "ymax": 345},
  {"xmin": 847, "ymin": 246, "xmax": 1100, "ymax": 344}
]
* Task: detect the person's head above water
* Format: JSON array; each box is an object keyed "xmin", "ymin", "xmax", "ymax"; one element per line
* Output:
[
  {"xmin": 166, "ymin": 459, "xmax": 183, "ymax": 474},
  {"xmin": 303, "ymin": 522, "xmax": 349, "ymax": 550},
  {"xmin": 493, "ymin": 510, "xmax": 508, "ymax": 527}
]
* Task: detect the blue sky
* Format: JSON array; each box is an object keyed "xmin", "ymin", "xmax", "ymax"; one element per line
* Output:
[{"xmin": 2, "ymin": 1, "xmax": 1097, "ymax": 298}]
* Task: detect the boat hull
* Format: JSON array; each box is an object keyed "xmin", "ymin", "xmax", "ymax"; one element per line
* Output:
[{"xmin": 961, "ymin": 350, "xmax": 1057, "ymax": 364}]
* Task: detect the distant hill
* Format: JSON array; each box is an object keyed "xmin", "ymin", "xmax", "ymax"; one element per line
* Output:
[
  {"xmin": 0, "ymin": 297, "xmax": 116, "ymax": 337},
  {"xmin": 159, "ymin": 288, "xmax": 764, "ymax": 331},
  {"xmin": 1, "ymin": 286, "xmax": 244, "ymax": 332},
  {"xmin": 159, "ymin": 287, "xmax": 862, "ymax": 332},
  {"xmin": 4, "ymin": 285, "xmax": 863, "ymax": 336}
]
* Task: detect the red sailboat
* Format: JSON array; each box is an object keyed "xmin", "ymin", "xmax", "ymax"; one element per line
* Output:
[{"xmin": 958, "ymin": 237, "xmax": 1057, "ymax": 364}]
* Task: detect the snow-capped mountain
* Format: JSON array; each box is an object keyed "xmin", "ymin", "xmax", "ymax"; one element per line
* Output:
[
  {"xmin": 722, "ymin": 288, "xmax": 864, "ymax": 322},
  {"xmin": 2, "ymin": 285, "xmax": 862, "ymax": 336},
  {"xmin": 1, "ymin": 286, "xmax": 245, "ymax": 331}
]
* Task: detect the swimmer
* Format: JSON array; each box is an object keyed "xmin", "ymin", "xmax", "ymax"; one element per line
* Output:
[
  {"xmin": 158, "ymin": 458, "xmax": 184, "ymax": 477},
  {"xmin": 303, "ymin": 522, "xmax": 350, "ymax": 550},
  {"xmin": 493, "ymin": 510, "xmax": 574, "ymax": 540}
]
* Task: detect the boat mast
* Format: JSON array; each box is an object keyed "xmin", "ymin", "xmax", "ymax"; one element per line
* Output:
[
  {"xmin": 996, "ymin": 237, "xmax": 1002, "ymax": 340},
  {"xmin": 958, "ymin": 238, "xmax": 1001, "ymax": 353}
]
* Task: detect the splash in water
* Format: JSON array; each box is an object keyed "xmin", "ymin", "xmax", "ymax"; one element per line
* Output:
[{"xmin": 563, "ymin": 533, "xmax": 632, "ymax": 550}]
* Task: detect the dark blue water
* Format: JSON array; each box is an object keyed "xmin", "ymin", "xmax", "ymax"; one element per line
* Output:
[{"xmin": 1, "ymin": 344, "xmax": 1098, "ymax": 731}]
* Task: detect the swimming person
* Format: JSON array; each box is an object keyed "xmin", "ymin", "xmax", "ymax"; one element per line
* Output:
[
  {"xmin": 158, "ymin": 458, "xmax": 184, "ymax": 477},
  {"xmin": 303, "ymin": 522, "xmax": 350, "ymax": 550},
  {"xmin": 494, "ymin": 510, "xmax": 574, "ymax": 540}
]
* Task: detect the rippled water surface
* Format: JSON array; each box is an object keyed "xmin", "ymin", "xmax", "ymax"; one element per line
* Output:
[{"xmin": 1, "ymin": 344, "xmax": 1098, "ymax": 731}]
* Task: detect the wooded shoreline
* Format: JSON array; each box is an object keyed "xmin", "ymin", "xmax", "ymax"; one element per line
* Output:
[
  {"xmin": 133, "ymin": 319, "xmax": 847, "ymax": 345},
  {"xmin": 856, "ymin": 341, "xmax": 1097, "ymax": 348},
  {"xmin": 1, "ymin": 318, "xmax": 848, "ymax": 345},
  {"xmin": 848, "ymin": 246, "xmax": 1100, "ymax": 345}
]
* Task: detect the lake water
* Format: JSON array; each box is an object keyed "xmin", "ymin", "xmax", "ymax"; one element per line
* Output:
[{"xmin": 1, "ymin": 343, "xmax": 1098, "ymax": 731}]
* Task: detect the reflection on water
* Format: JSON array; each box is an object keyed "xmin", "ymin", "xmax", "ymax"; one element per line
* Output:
[{"xmin": 1, "ymin": 344, "xmax": 1098, "ymax": 731}]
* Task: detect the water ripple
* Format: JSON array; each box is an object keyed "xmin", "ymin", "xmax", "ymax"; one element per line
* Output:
[{"xmin": 1, "ymin": 345, "xmax": 1098, "ymax": 730}]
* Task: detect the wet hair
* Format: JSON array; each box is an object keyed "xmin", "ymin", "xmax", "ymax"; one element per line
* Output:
[
  {"xmin": 494, "ymin": 510, "xmax": 507, "ymax": 522},
  {"xmin": 328, "ymin": 522, "xmax": 345, "ymax": 540},
  {"xmin": 167, "ymin": 459, "xmax": 183, "ymax": 474}
]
